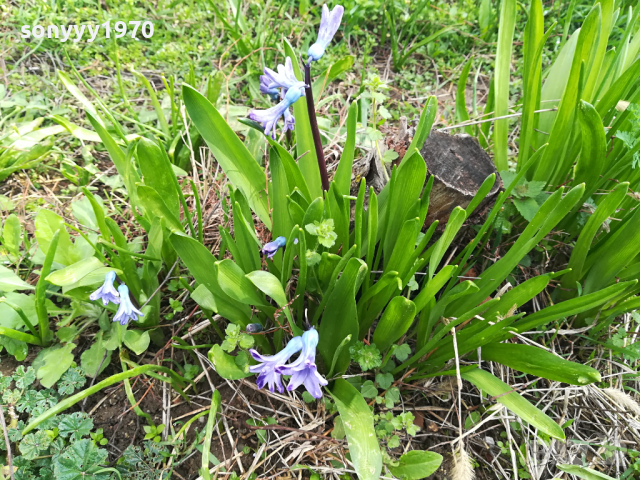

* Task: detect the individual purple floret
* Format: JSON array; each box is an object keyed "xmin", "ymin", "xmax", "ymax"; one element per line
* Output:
[
  {"xmin": 260, "ymin": 57, "xmax": 300, "ymax": 93},
  {"xmin": 261, "ymin": 236, "xmax": 287, "ymax": 259},
  {"xmin": 278, "ymin": 328, "xmax": 328, "ymax": 399},
  {"xmin": 249, "ymin": 82, "xmax": 305, "ymax": 139},
  {"xmin": 89, "ymin": 270, "xmax": 120, "ymax": 306},
  {"xmin": 113, "ymin": 285, "xmax": 144, "ymax": 326},
  {"xmin": 283, "ymin": 108, "xmax": 295, "ymax": 132},
  {"xmin": 260, "ymin": 75, "xmax": 280, "ymax": 100},
  {"xmin": 308, "ymin": 5, "xmax": 345, "ymax": 62},
  {"xmin": 249, "ymin": 336, "xmax": 303, "ymax": 393}
]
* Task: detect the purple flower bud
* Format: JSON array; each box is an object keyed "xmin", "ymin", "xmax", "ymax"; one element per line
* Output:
[
  {"xmin": 277, "ymin": 328, "xmax": 328, "ymax": 399},
  {"xmin": 261, "ymin": 236, "xmax": 287, "ymax": 259},
  {"xmin": 113, "ymin": 285, "xmax": 144, "ymax": 326},
  {"xmin": 308, "ymin": 5, "xmax": 344, "ymax": 62},
  {"xmin": 89, "ymin": 270, "xmax": 120, "ymax": 306},
  {"xmin": 246, "ymin": 323, "xmax": 264, "ymax": 334},
  {"xmin": 249, "ymin": 336, "xmax": 303, "ymax": 393}
]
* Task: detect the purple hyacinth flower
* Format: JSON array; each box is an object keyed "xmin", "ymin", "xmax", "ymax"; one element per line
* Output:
[
  {"xmin": 260, "ymin": 76, "xmax": 280, "ymax": 100},
  {"xmin": 283, "ymin": 108, "xmax": 295, "ymax": 132},
  {"xmin": 262, "ymin": 236, "xmax": 287, "ymax": 259},
  {"xmin": 89, "ymin": 270, "xmax": 120, "ymax": 306},
  {"xmin": 249, "ymin": 336, "xmax": 303, "ymax": 393},
  {"xmin": 278, "ymin": 328, "xmax": 328, "ymax": 399},
  {"xmin": 308, "ymin": 5, "xmax": 345, "ymax": 62},
  {"xmin": 249, "ymin": 82, "xmax": 305, "ymax": 139},
  {"xmin": 261, "ymin": 57, "xmax": 300, "ymax": 93},
  {"xmin": 113, "ymin": 285, "xmax": 144, "ymax": 326}
]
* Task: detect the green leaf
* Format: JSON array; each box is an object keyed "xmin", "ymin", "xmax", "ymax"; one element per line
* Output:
[
  {"xmin": 80, "ymin": 335, "xmax": 111, "ymax": 377},
  {"xmin": 330, "ymin": 379, "xmax": 382, "ymax": 480},
  {"xmin": 0, "ymin": 265, "xmax": 31, "ymax": 292},
  {"xmin": 23, "ymin": 364, "xmax": 189, "ymax": 435},
  {"xmin": 123, "ymin": 330, "xmax": 151, "ymax": 356},
  {"xmin": 360, "ymin": 380, "xmax": 378, "ymax": 398},
  {"xmin": 59, "ymin": 412, "xmax": 94, "ymax": 441},
  {"xmin": 57, "ymin": 72, "xmax": 103, "ymax": 126},
  {"xmin": 557, "ymin": 465, "xmax": 616, "ymax": 480},
  {"xmin": 394, "ymin": 343, "xmax": 411, "ymax": 362},
  {"xmin": 513, "ymin": 281, "xmax": 635, "ymax": 334},
  {"xmin": 534, "ymin": 5, "xmax": 601, "ymax": 182},
  {"xmin": 312, "ymin": 56, "xmax": 355, "ymax": 99},
  {"xmin": 372, "ymin": 297, "xmax": 416, "ymax": 352},
  {"xmin": 518, "ymin": 0, "xmax": 549, "ymax": 166},
  {"xmin": 450, "ymin": 184, "xmax": 585, "ymax": 316},
  {"xmin": 388, "ymin": 450, "xmax": 443, "ymax": 480},
  {"xmin": 383, "ymin": 152, "xmax": 427, "ymax": 264},
  {"xmin": 245, "ymin": 271, "xmax": 287, "ymax": 307},
  {"xmin": 429, "ymin": 206, "xmax": 465, "ymax": 279},
  {"xmin": 375, "ymin": 373, "xmax": 393, "ymax": 390},
  {"xmin": 34, "ymin": 343, "xmax": 76, "ymax": 388},
  {"xmin": 19, "ymin": 430, "xmax": 51, "ymax": 460},
  {"xmin": 332, "ymin": 416, "xmax": 346, "ymax": 440},
  {"xmin": 171, "ymin": 234, "xmax": 252, "ymax": 327},
  {"xmin": 53, "ymin": 439, "xmax": 110, "ymax": 480},
  {"xmin": 318, "ymin": 258, "xmax": 368, "ymax": 375},
  {"xmin": 306, "ymin": 219, "xmax": 337, "ymax": 249},
  {"xmin": 481, "ymin": 343, "xmax": 601, "ymax": 385},
  {"xmin": 268, "ymin": 148, "xmax": 293, "ymax": 242},
  {"xmin": 137, "ymin": 137, "xmax": 180, "ymax": 218},
  {"xmin": 267, "ymin": 138, "xmax": 312, "ymax": 203},
  {"xmin": 182, "ymin": 85, "xmax": 271, "ymax": 228},
  {"xmin": 574, "ymin": 100, "xmax": 606, "ymax": 189},
  {"xmin": 1, "ymin": 214, "xmax": 22, "ymax": 256},
  {"xmin": 493, "ymin": 0, "xmax": 517, "ymax": 171},
  {"xmin": 137, "ymin": 184, "xmax": 184, "ymax": 233},
  {"xmin": 406, "ymin": 97, "xmax": 438, "ymax": 160},
  {"xmin": 334, "ymin": 101, "xmax": 358, "ymax": 197},
  {"xmin": 513, "ymin": 197, "xmax": 540, "ymax": 221},
  {"xmin": 35, "ymin": 209, "xmax": 82, "ymax": 266},
  {"xmin": 583, "ymin": 206, "xmax": 640, "ymax": 294},
  {"xmin": 229, "ymin": 198, "xmax": 261, "ymax": 273},
  {"xmin": 46, "ymin": 257, "xmax": 105, "ymax": 287},
  {"xmin": 216, "ymin": 259, "xmax": 267, "ymax": 306},
  {"xmin": 461, "ymin": 368, "xmax": 565, "ymax": 440},
  {"xmin": 208, "ymin": 345, "xmax": 252, "ymax": 380},
  {"xmin": 455, "ymin": 58, "xmax": 473, "ymax": 134},
  {"xmin": 350, "ymin": 342, "xmax": 382, "ymax": 372}
]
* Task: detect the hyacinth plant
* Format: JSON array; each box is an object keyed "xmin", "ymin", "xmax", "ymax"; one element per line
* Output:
[{"xmin": 13, "ymin": 2, "xmax": 640, "ymax": 479}]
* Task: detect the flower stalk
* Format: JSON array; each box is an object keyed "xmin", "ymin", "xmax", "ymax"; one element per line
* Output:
[{"xmin": 304, "ymin": 62, "xmax": 330, "ymax": 192}]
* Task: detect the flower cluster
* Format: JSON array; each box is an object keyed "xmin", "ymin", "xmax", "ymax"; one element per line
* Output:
[
  {"xmin": 89, "ymin": 271, "xmax": 143, "ymax": 326},
  {"xmin": 248, "ymin": 4, "xmax": 343, "ymax": 139},
  {"xmin": 249, "ymin": 328, "xmax": 328, "ymax": 398},
  {"xmin": 249, "ymin": 57, "xmax": 306, "ymax": 139}
]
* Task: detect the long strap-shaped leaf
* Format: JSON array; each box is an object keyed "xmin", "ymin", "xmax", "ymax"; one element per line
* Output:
[
  {"xmin": 182, "ymin": 85, "xmax": 271, "ymax": 229},
  {"xmin": 329, "ymin": 380, "xmax": 382, "ymax": 480},
  {"xmin": 461, "ymin": 368, "xmax": 565, "ymax": 440},
  {"xmin": 493, "ymin": 0, "xmax": 517, "ymax": 171}
]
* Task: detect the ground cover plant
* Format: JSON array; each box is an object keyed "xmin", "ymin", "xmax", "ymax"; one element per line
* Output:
[{"xmin": 1, "ymin": 0, "xmax": 640, "ymax": 479}]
